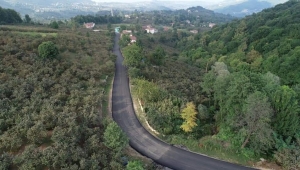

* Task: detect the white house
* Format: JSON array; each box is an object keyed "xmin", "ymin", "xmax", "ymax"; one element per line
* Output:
[
  {"xmin": 209, "ymin": 23, "xmax": 216, "ymax": 28},
  {"xmin": 146, "ymin": 28, "xmax": 158, "ymax": 34}
]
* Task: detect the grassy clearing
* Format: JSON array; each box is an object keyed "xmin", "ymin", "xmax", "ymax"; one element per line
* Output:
[{"xmin": 15, "ymin": 31, "xmax": 57, "ymax": 37}]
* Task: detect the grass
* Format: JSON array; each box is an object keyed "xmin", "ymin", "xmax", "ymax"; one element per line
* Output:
[
  {"xmin": 163, "ymin": 134, "xmax": 256, "ymax": 166},
  {"xmin": 102, "ymin": 76, "xmax": 113, "ymax": 118},
  {"xmin": 15, "ymin": 31, "xmax": 57, "ymax": 37}
]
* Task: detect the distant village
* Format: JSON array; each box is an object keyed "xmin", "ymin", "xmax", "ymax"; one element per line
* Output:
[{"xmin": 82, "ymin": 13, "xmax": 217, "ymax": 44}]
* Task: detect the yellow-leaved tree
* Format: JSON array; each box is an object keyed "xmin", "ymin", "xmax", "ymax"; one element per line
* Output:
[{"xmin": 180, "ymin": 102, "xmax": 197, "ymax": 132}]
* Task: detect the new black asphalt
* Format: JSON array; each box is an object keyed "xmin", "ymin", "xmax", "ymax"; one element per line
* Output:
[{"xmin": 112, "ymin": 33, "xmax": 255, "ymax": 170}]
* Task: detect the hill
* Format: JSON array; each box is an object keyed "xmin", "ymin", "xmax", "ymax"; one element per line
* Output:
[
  {"xmin": 120, "ymin": 0, "xmax": 300, "ymax": 169},
  {"xmin": 0, "ymin": 23, "xmax": 134, "ymax": 169},
  {"xmin": 215, "ymin": 0, "xmax": 272, "ymax": 17}
]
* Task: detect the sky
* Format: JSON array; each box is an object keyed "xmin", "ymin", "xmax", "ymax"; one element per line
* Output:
[{"xmin": 91, "ymin": 0, "xmax": 288, "ymax": 5}]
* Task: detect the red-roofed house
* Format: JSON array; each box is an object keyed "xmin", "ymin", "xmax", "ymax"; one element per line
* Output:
[
  {"xmin": 130, "ymin": 35, "xmax": 137, "ymax": 43},
  {"xmin": 84, "ymin": 22, "xmax": 95, "ymax": 29}
]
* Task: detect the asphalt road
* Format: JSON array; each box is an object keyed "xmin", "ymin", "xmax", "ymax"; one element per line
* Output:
[{"xmin": 112, "ymin": 33, "xmax": 255, "ymax": 170}]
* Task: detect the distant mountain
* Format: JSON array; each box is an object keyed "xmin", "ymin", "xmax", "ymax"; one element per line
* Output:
[{"xmin": 215, "ymin": 0, "xmax": 272, "ymax": 17}]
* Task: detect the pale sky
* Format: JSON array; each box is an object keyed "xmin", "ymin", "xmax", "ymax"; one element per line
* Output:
[{"xmin": 92, "ymin": 0, "xmax": 287, "ymax": 5}]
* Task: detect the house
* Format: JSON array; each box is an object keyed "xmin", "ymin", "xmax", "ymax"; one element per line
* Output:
[
  {"xmin": 163, "ymin": 27, "xmax": 170, "ymax": 31},
  {"xmin": 209, "ymin": 23, "xmax": 216, "ymax": 28},
  {"xmin": 122, "ymin": 30, "xmax": 132, "ymax": 34},
  {"xmin": 190, "ymin": 30, "xmax": 198, "ymax": 34},
  {"xmin": 146, "ymin": 28, "xmax": 158, "ymax": 34},
  {"xmin": 130, "ymin": 35, "xmax": 137, "ymax": 43},
  {"xmin": 125, "ymin": 14, "xmax": 130, "ymax": 19},
  {"xmin": 84, "ymin": 22, "xmax": 95, "ymax": 29}
]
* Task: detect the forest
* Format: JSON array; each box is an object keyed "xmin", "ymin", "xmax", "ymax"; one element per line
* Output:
[
  {"xmin": 0, "ymin": 7, "xmax": 22, "ymax": 24},
  {"xmin": 121, "ymin": 0, "xmax": 300, "ymax": 169},
  {"xmin": 72, "ymin": 15, "xmax": 122, "ymax": 24}
]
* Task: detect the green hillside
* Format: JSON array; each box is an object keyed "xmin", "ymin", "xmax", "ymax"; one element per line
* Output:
[
  {"xmin": 121, "ymin": 1, "xmax": 300, "ymax": 169},
  {"xmin": 0, "ymin": 23, "xmax": 132, "ymax": 169}
]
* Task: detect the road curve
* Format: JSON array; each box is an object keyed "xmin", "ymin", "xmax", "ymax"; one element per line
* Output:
[{"xmin": 112, "ymin": 33, "xmax": 255, "ymax": 170}]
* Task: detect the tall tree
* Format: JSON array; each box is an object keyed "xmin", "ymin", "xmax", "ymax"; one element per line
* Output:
[
  {"xmin": 180, "ymin": 102, "xmax": 198, "ymax": 132},
  {"xmin": 270, "ymin": 85, "xmax": 300, "ymax": 137},
  {"xmin": 24, "ymin": 14, "xmax": 31, "ymax": 23},
  {"xmin": 237, "ymin": 91, "xmax": 274, "ymax": 153}
]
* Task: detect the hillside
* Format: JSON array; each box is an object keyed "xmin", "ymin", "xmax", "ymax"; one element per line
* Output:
[
  {"xmin": 215, "ymin": 0, "xmax": 272, "ymax": 17},
  {"xmin": 199, "ymin": 0, "xmax": 300, "ymax": 85},
  {"xmin": 0, "ymin": 24, "xmax": 132, "ymax": 169},
  {"xmin": 119, "ymin": 0, "xmax": 300, "ymax": 169}
]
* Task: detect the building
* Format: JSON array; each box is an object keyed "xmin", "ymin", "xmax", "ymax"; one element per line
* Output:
[
  {"xmin": 125, "ymin": 14, "xmax": 131, "ymax": 19},
  {"xmin": 84, "ymin": 22, "xmax": 95, "ymax": 29},
  {"xmin": 130, "ymin": 35, "xmax": 137, "ymax": 43},
  {"xmin": 190, "ymin": 30, "xmax": 198, "ymax": 34},
  {"xmin": 146, "ymin": 28, "xmax": 158, "ymax": 34},
  {"xmin": 209, "ymin": 23, "xmax": 216, "ymax": 28},
  {"xmin": 122, "ymin": 30, "xmax": 132, "ymax": 34}
]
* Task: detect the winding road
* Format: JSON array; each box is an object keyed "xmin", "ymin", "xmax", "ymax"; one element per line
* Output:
[{"xmin": 112, "ymin": 33, "xmax": 255, "ymax": 170}]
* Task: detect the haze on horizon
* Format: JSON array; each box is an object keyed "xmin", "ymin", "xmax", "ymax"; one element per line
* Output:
[{"xmin": 92, "ymin": 0, "xmax": 287, "ymax": 6}]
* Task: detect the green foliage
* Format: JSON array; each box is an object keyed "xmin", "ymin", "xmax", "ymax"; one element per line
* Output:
[
  {"xmin": 269, "ymin": 85, "xmax": 300, "ymax": 137},
  {"xmin": 0, "ymin": 7, "xmax": 22, "ymax": 24},
  {"xmin": 49, "ymin": 21, "xmax": 59, "ymax": 29},
  {"xmin": 72, "ymin": 14, "xmax": 122, "ymax": 24},
  {"xmin": 126, "ymin": 160, "xmax": 144, "ymax": 170},
  {"xmin": 148, "ymin": 46, "xmax": 166, "ymax": 66},
  {"xmin": 238, "ymin": 91, "xmax": 274, "ymax": 153},
  {"xmin": 274, "ymin": 134, "xmax": 300, "ymax": 170},
  {"xmin": 119, "ymin": 34, "xmax": 131, "ymax": 47},
  {"xmin": 122, "ymin": 44, "xmax": 143, "ymax": 68},
  {"xmin": 104, "ymin": 122, "xmax": 129, "ymax": 151},
  {"xmin": 0, "ymin": 25, "xmax": 119, "ymax": 169},
  {"xmin": 38, "ymin": 41, "xmax": 59, "ymax": 59},
  {"xmin": 24, "ymin": 14, "xmax": 31, "ymax": 23},
  {"xmin": 0, "ymin": 153, "xmax": 12, "ymax": 170}
]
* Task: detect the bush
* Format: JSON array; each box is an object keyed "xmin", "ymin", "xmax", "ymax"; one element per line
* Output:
[{"xmin": 38, "ymin": 41, "xmax": 59, "ymax": 59}]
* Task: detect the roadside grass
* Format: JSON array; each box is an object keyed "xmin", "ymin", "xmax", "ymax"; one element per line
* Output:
[
  {"xmin": 163, "ymin": 134, "xmax": 256, "ymax": 166},
  {"xmin": 102, "ymin": 76, "xmax": 113, "ymax": 118}
]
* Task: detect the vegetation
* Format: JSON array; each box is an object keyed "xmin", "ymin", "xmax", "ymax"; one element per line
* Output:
[
  {"xmin": 0, "ymin": 22, "xmax": 127, "ymax": 169},
  {"xmin": 72, "ymin": 15, "xmax": 122, "ymax": 24},
  {"xmin": 0, "ymin": 7, "xmax": 22, "ymax": 24},
  {"xmin": 122, "ymin": 1, "xmax": 300, "ymax": 169},
  {"xmin": 38, "ymin": 41, "xmax": 59, "ymax": 59}
]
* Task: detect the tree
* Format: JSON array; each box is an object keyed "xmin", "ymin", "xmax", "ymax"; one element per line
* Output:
[
  {"xmin": 122, "ymin": 44, "xmax": 143, "ymax": 68},
  {"xmin": 237, "ymin": 91, "xmax": 274, "ymax": 153},
  {"xmin": 49, "ymin": 21, "xmax": 59, "ymax": 29},
  {"xmin": 104, "ymin": 122, "xmax": 128, "ymax": 151},
  {"xmin": 126, "ymin": 160, "xmax": 144, "ymax": 170},
  {"xmin": 149, "ymin": 46, "xmax": 166, "ymax": 66},
  {"xmin": 180, "ymin": 102, "xmax": 198, "ymax": 132},
  {"xmin": 270, "ymin": 85, "xmax": 300, "ymax": 137},
  {"xmin": 38, "ymin": 41, "xmax": 59, "ymax": 59},
  {"xmin": 24, "ymin": 14, "xmax": 31, "ymax": 23}
]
